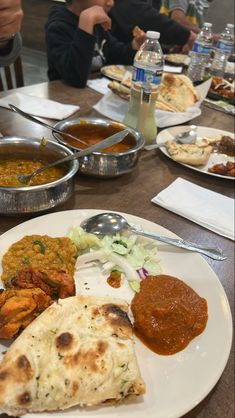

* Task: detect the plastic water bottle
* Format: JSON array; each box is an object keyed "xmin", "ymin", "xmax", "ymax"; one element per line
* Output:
[
  {"xmin": 211, "ymin": 24, "xmax": 234, "ymax": 77},
  {"xmin": 124, "ymin": 31, "xmax": 164, "ymax": 144},
  {"xmin": 187, "ymin": 22, "xmax": 213, "ymax": 82}
]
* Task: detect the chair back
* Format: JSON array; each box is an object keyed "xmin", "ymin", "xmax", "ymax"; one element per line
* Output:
[{"xmin": 0, "ymin": 56, "xmax": 24, "ymax": 91}]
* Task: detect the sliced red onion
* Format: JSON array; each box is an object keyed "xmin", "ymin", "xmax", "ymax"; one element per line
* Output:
[{"xmin": 137, "ymin": 267, "xmax": 148, "ymax": 279}]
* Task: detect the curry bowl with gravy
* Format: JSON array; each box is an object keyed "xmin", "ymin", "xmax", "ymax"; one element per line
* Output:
[
  {"xmin": 0, "ymin": 136, "xmax": 79, "ymax": 215},
  {"xmin": 53, "ymin": 118, "xmax": 144, "ymax": 178}
]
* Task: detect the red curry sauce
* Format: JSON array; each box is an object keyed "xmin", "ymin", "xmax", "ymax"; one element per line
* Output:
[
  {"xmin": 131, "ymin": 275, "xmax": 208, "ymax": 355},
  {"xmin": 62, "ymin": 123, "xmax": 136, "ymax": 153}
]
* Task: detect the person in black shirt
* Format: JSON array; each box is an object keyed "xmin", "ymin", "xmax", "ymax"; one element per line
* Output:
[
  {"xmin": 45, "ymin": 0, "xmax": 146, "ymax": 87},
  {"xmin": 109, "ymin": 0, "xmax": 196, "ymax": 53}
]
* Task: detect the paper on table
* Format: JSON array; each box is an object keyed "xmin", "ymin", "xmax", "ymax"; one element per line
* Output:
[
  {"xmin": 152, "ymin": 177, "xmax": 234, "ymax": 241},
  {"xmin": 93, "ymin": 78, "xmax": 211, "ymax": 128},
  {"xmin": 0, "ymin": 93, "xmax": 80, "ymax": 120},
  {"xmin": 87, "ymin": 78, "xmax": 110, "ymax": 95}
]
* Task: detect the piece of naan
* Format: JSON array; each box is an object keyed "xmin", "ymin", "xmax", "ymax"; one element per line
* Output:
[
  {"xmin": 166, "ymin": 140, "xmax": 212, "ymax": 165},
  {"xmin": 0, "ymin": 295, "xmax": 145, "ymax": 416}
]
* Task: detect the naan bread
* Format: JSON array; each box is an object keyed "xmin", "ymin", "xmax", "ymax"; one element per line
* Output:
[
  {"xmin": 108, "ymin": 80, "xmax": 131, "ymax": 100},
  {"xmin": 107, "ymin": 73, "xmax": 199, "ymax": 112},
  {"xmin": 102, "ymin": 65, "xmax": 126, "ymax": 81},
  {"xmin": 158, "ymin": 73, "xmax": 200, "ymax": 112},
  {"xmin": 166, "ymin": 140, "xmax": 212, "ymax": 165},
  {"xmin": 0, "ymin": 296, "xmax": 145, "ymax": 416},
  {"xmin": 165, "ymin": 54, "xmax": 190, "ymax": 66}
]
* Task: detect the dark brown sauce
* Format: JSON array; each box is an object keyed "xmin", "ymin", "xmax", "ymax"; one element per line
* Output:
[
  {"xmin": 61, "ymin": 122, "xmax": 136, "ymax": 153},
  {"xmin": 131, "ymin": 275, "xmax": 208, "ymax": 355}
]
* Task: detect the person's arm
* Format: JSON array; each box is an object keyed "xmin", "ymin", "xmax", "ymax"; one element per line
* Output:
[
  {"xmin": 45, "ymin": 21, "xmax": 96, "ymax": 87},
  {"xmin": 104, "ymin": 29, "xmax": 146, "ymax": 65},
  {"xmin": 168, "ymin": 0, "xmax": 200, "ymax": 34},
  {"xmin": 0, "ymin": 0, "xmax": 23, "ymax": 66},
  {"xmin": 109, "ymin": 0, "xmax": 191, "ymax": 46},
  {"xmin": 0, "ymin": 32, "xmax": 22, "ymax": 66}
]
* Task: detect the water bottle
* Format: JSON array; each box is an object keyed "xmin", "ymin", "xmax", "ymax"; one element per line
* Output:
[
  {"xmin": 124, "ymin": 31, "xmax": 164, "ymax": 145},
  {"xmin": 187, "ymin": 22, "xmax": 213, "ymax": 82},
  {"xmin": 211, "ymin": 24, "xmax": 234, "ymax": 77}
]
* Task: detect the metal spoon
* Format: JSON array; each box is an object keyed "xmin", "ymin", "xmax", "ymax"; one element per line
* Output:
[
  {"xmin": 81, "ymin": 212, "xmax": 226, "ymax": 261},
  {"xmin": 8, "ymin": 104, "xmax": 88, "ymax": 146},
  {"xmin": 17, "ymin": 130, "xmax": 129, "ymax": 184},
  {"xmin": 144, "ymin": 125, "xmax": 197, "ymax": 151}
]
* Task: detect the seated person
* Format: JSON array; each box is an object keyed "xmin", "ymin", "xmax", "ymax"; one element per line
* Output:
[
  {"xmin": 160, "ymin": 0, "xmax": 206, "ymax": 33},
  {"xmin": 45, "ymin": 0, "xmax": 146, "ymax": 88},
  {"xmin": 109, "ymin": 0, "xmax": 196, "ymax": 53},
  {"xmin": 0, "ymin": 0, "xmax": 23, "ymax": 67}
]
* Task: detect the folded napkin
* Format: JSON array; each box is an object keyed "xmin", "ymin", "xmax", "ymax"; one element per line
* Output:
[
  {"xmin": 87, "ymin": 78, "xmax": 110, "ymax": 95},
  {"xmin": 0, "ymin": 93, "xmax": 80, "ymax": 120},
  {"xmin": 152, "ymin": 177, "xmax": 234, "ymax": 240}
]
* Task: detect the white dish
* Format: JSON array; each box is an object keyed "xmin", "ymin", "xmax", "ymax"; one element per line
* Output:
[
  {"xmin": 157, "ymin": 125, "xmax": 235, "ymax": 179},
  {"xmin": 0, "ymin": 209, "xmax": 232, "ymax": 418}
]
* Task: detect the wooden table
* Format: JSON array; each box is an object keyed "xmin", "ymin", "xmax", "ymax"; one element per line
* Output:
[{"xmin": 0, "ymin": 80, "xmax": 234, "ymax": 418}]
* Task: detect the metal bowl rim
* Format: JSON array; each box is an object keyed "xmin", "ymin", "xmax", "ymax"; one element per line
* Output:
[
  {"xmin": 0, "ymin": 136, "xmax": 79, "ymax": 191},
  {"xmin": 53, "ymin": 117, "xmax": 145, "ymax": 156}
]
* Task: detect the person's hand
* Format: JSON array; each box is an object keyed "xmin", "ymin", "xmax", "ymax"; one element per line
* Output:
[
  {"xmin": 181, "ymin": 30, "xmax": 196, "ymax": 54},
  {"xmin": 132, "ymin": 30, "xmax": 147, "ymax": 51},
  {"xmin": 0, "ymin": 0, "xmax": 23, "ymax": 46},
  {"xmin": 79, "ymin": 6, "xmax": 111, "ymax": 35}
]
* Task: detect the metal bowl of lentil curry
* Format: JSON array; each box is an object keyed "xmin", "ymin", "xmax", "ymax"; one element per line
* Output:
[
  {"xmin": 0, "ymin": 136, "xmax": 79, "ymax": 215},
  {"xmin": 53, "ymin": 118, "xmax": 144, "ymax": 178}
]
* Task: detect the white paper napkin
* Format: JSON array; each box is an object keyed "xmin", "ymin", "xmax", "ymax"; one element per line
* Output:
[
  {"xmin": 151, "ymin": 177, "xmax": 234, "ymax": 240},
  {"xmin": 163, "ymin": 64, "xmax": 183, "ymax": 73},
  {"xmin": 0, "ymin": 93, "xmax": 80, "ymax": 120},
  {"xmin": 87, "ymin": 78, "xmax": 110, "ymax": 95}
]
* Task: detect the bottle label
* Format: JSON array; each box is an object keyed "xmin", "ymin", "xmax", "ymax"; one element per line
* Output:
[
  {"xmin": 133, "ymin": 66, "xmax": 162, "ymax": 85},
  {"xmin": 192, "ymin": 42, "xmax": 211, "ymax": 55},
  {"xmin": 216, "ymin": 40, "xmax": 233, "ymax": 53}
]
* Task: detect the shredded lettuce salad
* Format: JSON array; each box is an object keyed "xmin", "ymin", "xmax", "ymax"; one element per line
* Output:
[{"xmin": 68, "ymin": 226, "xmax": 162, "ymax": 292}]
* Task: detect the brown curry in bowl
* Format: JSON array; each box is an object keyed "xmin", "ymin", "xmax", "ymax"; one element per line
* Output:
[{"xmin": 60, "ymin": 122, "xmax": 136, "ymax": 153}]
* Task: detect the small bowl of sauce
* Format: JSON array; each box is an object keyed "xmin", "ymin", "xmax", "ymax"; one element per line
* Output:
[{"xmin": 52, "ymin": 118, "xmax": 144, "ymax": 178}]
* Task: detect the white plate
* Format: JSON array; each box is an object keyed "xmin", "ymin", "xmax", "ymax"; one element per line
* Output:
[
  {"xmin": 0, "ymin": 209, "xmax": 232, "ymax": 418},
  {"xmin": 157, "ymin": 126, "xmax": 235, "ymax": 179}
]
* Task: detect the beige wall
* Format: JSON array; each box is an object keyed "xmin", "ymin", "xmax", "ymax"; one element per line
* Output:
[{"xmin": 205, "ymin": 0, "xmax": 234, "ymax": 32}]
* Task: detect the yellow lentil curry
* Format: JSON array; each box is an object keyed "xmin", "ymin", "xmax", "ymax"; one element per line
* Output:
[
  {"xmin": 0, "ymin": 159, "xmax": 65, "ymax": 187},
  {"xmin": 1, "ymin": 235, "xmax": 77, "ymax": 286}
]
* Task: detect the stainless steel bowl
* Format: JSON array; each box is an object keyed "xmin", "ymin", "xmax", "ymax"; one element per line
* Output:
[
  {"xmin": 0, "ymin": 136, "xmax": 79, "ymax": 215},
  {"xmin": 53, "ymin": 118, "xmax": 144, "ymax": 178}
]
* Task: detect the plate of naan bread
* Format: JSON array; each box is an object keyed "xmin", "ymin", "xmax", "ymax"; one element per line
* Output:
[
  {"xmin": 164, "ymin": 53, "xmax": 191, "ymax": 67},
  {"xmin": 157, "ymin": 126, "xmax": 235, "ymax": 178},
  {"xmin": 100, "ymin": 65, "xmax": 133, "ymax": 82},
  {"xmin": 0, "ymin": 209, "xmax": 232, "ymax": 418}
]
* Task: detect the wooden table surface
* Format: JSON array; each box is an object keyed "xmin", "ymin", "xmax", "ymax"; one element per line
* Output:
[{"xmin": 0, "ymin": 80, "xmax": 234, "ymax": 418}]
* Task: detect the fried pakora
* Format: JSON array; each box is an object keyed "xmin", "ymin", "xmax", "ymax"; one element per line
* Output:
[
  {"xmin": 0, "ymin": 288, "xmax": 52, "ymax": 339},
  {"xmin": 7, "ymin": 267, "xmax": 75, "ymax": 299}
]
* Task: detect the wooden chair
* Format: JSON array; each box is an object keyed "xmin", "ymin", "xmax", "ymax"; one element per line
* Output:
[{"xmin": 0, "ymin": 55, "xmax": 24, "ymax": 91}]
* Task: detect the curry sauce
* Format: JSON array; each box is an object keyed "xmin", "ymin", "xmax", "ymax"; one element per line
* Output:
[
  {"xmin": 131, "ymin": 275, "xmax": 208, "ymax": 355},
  {"xmin": 62, "ymin": 123, "xmax": 136, "ymax": 153},
  {"xmin": 0, "ymin": 159, "xmax": 65, "ymax": 187}
]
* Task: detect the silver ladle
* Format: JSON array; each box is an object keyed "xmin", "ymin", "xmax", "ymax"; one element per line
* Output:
[
  {"xmin": 9, "ymin": 104, "xmax": 88, "ymax": 146},
  {"xmin": 144, "ymin": 125, "xmax": 198, "ymax": 151},
  {"xmin": 81, "ymin": 212, "xmax": 226, "ymax": 261},
  {"xmin": 17, "ymin": 130, "xmax": 129, "ymax": 184}
]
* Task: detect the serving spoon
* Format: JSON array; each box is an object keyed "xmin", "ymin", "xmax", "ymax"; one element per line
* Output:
[
  {"xmin": 81, "ymin": 212, "xmax": 226, "ymax": 261},
  {"xmin": 8, "ymin": 104, "xmax": 89, "ymax": 146},
  {"xmin": 17, "ymin": 129, "xmax": 129, "ymax": 184},
  {"xmin": 144, "ymin": 125, "xmax": 198, "ymax": 151}
]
